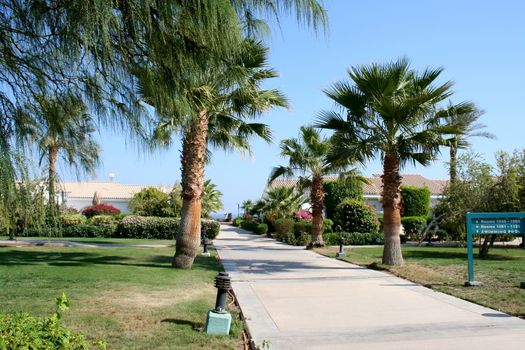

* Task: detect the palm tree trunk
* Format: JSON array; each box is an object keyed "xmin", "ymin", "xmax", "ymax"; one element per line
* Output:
[
  {"xmin": 48, "ymin": 146, "xmax": 58, "ymax": 209},
  {"xmin": 449, "ymin": 138, "xmax": 458, "ymax": 184},
  {"xmin": 173, "ymin": 110, "xmax": 208, "ymax": 269},
  {"xmin": 309, "ymin": 175, "xmax": 325, "ymax": 247},
  {"xmin": 381, "ymin": 152, "xmax": 404, "ymax": 265}
]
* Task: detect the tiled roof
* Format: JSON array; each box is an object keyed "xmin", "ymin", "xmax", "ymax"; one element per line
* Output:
[
  {"xmin": 268, "ymin": 174, "xmax": 447, "ymax": 196},
  {"xmin": 60, "ymin": 182, "xmax": 173, "ymax": 200}
]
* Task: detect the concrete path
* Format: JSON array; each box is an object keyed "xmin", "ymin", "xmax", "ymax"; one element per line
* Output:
[{"xmin": 215, "ymin": 224, "xmax": 525, "ymax": 350}]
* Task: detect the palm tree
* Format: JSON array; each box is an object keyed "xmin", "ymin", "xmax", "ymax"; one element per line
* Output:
[
  {"xmin": 437, "ymin": 102, "xmax": 495, "ymax": 183},
  {"xmin": 149, "ymin": 39, "xmax": 288, "ymax": 268},
  {"xmin": 201, "ymin": 180, "xmax": 223, "ymax": 218},
  {"xmin": 241, "ymin": 199, "xmax": 254, "ymax": 218},
  {"xmin": 269, "ymin": 126, "xmax": 360, "ymax": 247},
  {"xmin": 26, "ymin": 93, "xmax": 100, "ymax": 209},
  {"xmin": 257, "ymin": 186, "xmax": 307, "ymax": 222},
  {"xmin": 316, "ymin": 58, "xmax": 460, "ymax": 265}
]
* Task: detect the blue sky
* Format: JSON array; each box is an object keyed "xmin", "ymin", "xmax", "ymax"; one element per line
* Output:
[{"xmin": 62, "ymin": 0, "xmax": 524, "ymax": 214}]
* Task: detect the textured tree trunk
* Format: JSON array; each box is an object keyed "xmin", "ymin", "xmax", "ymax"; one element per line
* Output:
[
  {"xmin": 381, "ymin": 152, "xmax": 404, "ymax": 265},
  {"xmin": 449, "ymin": 138, "xmax": 458, "ymax": 184},
  {"xmin": 173, "ymin": 110, "xmax": 208, "ymax": 269},
  {"xmin": 48, "ymin": 146, "xmax": 58, "ymax": 209},
  {"xmin": 309, "ymin": 175, "xmax": 325, "ymax": 247}
]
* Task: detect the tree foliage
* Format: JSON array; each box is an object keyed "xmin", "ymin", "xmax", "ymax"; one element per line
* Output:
[
  {"xmin": 323, "ymin": 179, "xmax": 364, "ymax": 220},
  {"xmin": 400, "ymin": 185, "xmax": 430, "ymax": 217}
]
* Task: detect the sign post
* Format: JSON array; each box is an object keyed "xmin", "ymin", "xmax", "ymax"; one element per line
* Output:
[{"xmin": 465, "ymin": 212, "xmax": 525, "ymax": 286}]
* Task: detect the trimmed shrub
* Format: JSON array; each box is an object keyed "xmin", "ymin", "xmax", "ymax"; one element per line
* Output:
[
  {"xmin": 0, "ymin": 294, "xmax": 105, "ymax": 350},
  {"xmin": 400, "ymin": 185, "xmax": 430, "ymax": 217},
  {"xmin": 254, "ymin": 223, "xmax": 268, "ymax": 235},
  {"xmin": 275, "ymin": 231, "xmax": 296, "ymax": 245},
  {"xmin": 334, "ymin": 199, "xmax": 379, "ymax": 234},
  {"xmin": 232, "ymin": 217, "xmax": 243, "ymax": 227},
  {"xmin": 323, "ymin": 218, "xmax": 334, "ymax": 233},
  {"xmin": 274, "ymin": 218, "xmax": 295, "ymax": 235},
  {"xmin": 59, "ymin": 214, "xmax": 86, "ymax": 227},
  {"xmin": 82, "ymin": 205, "xmax": 120, "ymax": 218},
  {"xmin": 128, "ymin": 187, "xmax": 170, "ymax": 217},
  {"xmin": 201, "ymin": 219, "xmax": 220, "ymax": 240},
  {"xmin": 323, "ymin": 232, "xmax": 384, "ymax": 246},
  {"xmin": 114, "ymin": 213, "xmax": 132, "ymax": 221},
  {"xmin": 323, "ymin": 179, "xmax": 364, "ymax": 219},
  {"xmin": 401, "ymin": 216, "xmax": 427, "ymax": 241},
  {"xmin": 90, "ymin": 215, "xmax": 116, "ymax": 226},
  {"xmin": 240, "ymin": 221, "xmax": 258, "ymax": 232},
  {"xmin": 293, "ymin": 221, "xmax": 310, "ymax": 235},
  {"xmin": 115, "ymin": 216, "xmax": 178, "ymax": 239},
  {"xmin": 296, "ymin": 232, "xmax": 312, "ymax": 246}
]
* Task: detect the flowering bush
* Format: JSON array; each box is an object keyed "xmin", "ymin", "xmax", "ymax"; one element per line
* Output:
[
  {"xmin": 82, "ymin": 205, "xmax": 121, "ymax": 218},
  {"xmin": 294, "ymin": 210, "xmax": 312, "ymax": 220}
]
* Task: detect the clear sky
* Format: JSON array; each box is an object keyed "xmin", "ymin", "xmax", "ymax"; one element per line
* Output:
[{"xmin": 62, "ymin": 0, "xmax": 525, "ymax": 214}]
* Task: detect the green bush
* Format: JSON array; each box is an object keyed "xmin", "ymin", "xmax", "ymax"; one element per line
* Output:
[
  {"xmin": 323, "ymin": 179, "xmax": 364, "ymax": 219},
  {"xmin": 323, "ymin": 232, "xmax": 384, "ymax": 246},
  {"xmin": 400, "ymin": 185, "xmax": 430, "ymax": 217},
  {"xmin": 255, "ymin": 223, "xmax": 268, "ymax": 235},
  {"xmin": 323, "ymin": 218, "xmax": 334, "ymax": 233},
  {"xmin": 201, "ymin": 219, "xmax": 220, "ymax": 240},
  {"xmin": 275, "ymin": 231, "xmax": 296, "ymax": 245},
  {"xmin": 59, "ymin": 214, "xmax": 86, "ymax": 227},
  {"xmin": 334, "ymin": 199, "xmax": 379, "ymax": 234},
  {"xmin": 115, "ymin": 216, "xmax": 178, "ymax": 239},
  {"xmin": 401, "ymin": 216, "xmax": 427, "ymax": 241},
  {"xmin": 240, "ymin": 221, "xmax": 258, "ymax": 232},
  {"xmin": 274, "ymin": 218, "xmax": 295, "ymax": 235},
  {"xmin": 22, "ymin": 224, "xmax": 114, "ymax": 238},
  {"xmin": 0, "ymin": 294, "xmax": 105, "ymax": 350},
  {"xmin": 293, "ymin": 221, "xmax": 310, "ymax": 235},
  {"xmin": 114, "ymin": 213, "xmax": 132, "ymax": 221},
  {"xmin": 128, "ymin": 187, "xmax": 170, "ymax": 217},
  {"xmin": 296, "ymin": 232, "xmax": 312, "ymax": 246},
  {"xmin": 232, "ymin": 217, "xmax": 243, "ymax": 227},
  {"xmin": 90, "ymin": 215, "xmax": 116, "ymax": 226}
]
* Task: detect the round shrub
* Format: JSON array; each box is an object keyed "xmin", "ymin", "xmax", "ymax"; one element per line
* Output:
[
  {"xmin": 201, "ymin": 219, "xmax": 220, "ymax": 240},
  {"xmin": 255, "ymin": 223, "xmax": 268, "ymax": 235},
  {"xmin": 401, "ymin": 216, "xmax": 427, "ymax": 241},
  {"xmin": 90, "ymin": 215, "xmax": 116, "ymax": 227},
  {"xmin": 232, "ymin": 217, "xmax": 243, "ymax": 227},
  {"xmin": 60, "ymin": 214, "xmax": 86, "ymax": 227},
  {"xmin": 334, "ymin": 199, "xmax": 379, "ymax": 234},
  {"xmin": 323, "ymin": 179, "xmax": 364, "ymax": 220},
  {"xmin": 82, "ymin": 205, "xmax": 120, "ymax": 218},
  {"xmin": 400, "ymin": 185, "xmax": 430, "ymax": 217},
  {"xmin": 296, "ymin": 232, "xmax": 312, "ymax": 246},
  {"xmin": 274, "ymin": 218, "xmax": 295, "ymax": 235},
  {"xmin": 293, "ymin": 221, "xmax": 310, "ymax": 235}
]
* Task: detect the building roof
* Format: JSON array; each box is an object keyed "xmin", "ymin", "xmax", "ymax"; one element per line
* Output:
[
  {"xmin": 268, "ymin": 174, "xmax": 447, "ymax": 196},
  {"xmin": 60, "ymin": 182, "xmax": 173, "ymax": 200}
]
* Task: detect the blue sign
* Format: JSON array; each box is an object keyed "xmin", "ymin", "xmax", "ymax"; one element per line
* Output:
[{"xmin": 465, "ymin": 212, "xmax": 525, "ymax": 286}]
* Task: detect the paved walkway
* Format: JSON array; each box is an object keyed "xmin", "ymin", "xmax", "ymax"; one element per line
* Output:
[{"xmin": 215, "ymin": 224, "xmax": 525, "ymax": 350}]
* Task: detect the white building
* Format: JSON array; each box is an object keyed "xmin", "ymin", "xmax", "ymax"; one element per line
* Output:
[
  {"xmin": 58, "ymin": 182, "xmax": 173, "ymax": 212},
  {"xmin": 267, "ymin": 174, "xmax": 447, "ymax": 214}
]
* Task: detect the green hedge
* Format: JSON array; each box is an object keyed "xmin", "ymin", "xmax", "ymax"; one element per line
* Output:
[
  {"xmin": 274, "ymin": 218, "xmax": 295, "ymax": 235},
  {"xmin": 323, "ymin": 232, "xmax": 384, "ymax": 246},
  {"xmin": 254, "ymin": 223, "xmax": 268, "ymax": 235},
  {"xmin": 323, "ymin": 179, "xmax": 364, "ymax": 220},
  {"xmin": 334, "ymin": 199, "xmax": 379, "ymax": 234},
  {"xmin": 22, "ymin": 216, "xmax": 220, "ymax": 241},
  {"xmin": 401, "ymin": 216, "xmax": 427, "ymax": 240},
  {"xmin": 400, "ymin": 185, "xmax": 430, "ymax": 217},
  {"xmin": 232, "ymin": 217, "xmax": 243, "ymax": 227}
]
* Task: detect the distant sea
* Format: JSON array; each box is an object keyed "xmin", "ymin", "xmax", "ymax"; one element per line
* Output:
[{"xmin": 209, "ymin": 213, "xmax": 238, "ymax": 220}]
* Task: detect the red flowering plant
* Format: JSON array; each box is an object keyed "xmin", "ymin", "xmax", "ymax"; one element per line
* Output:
[
  {"xmin": 294, "ymin": 210, "xmax": 312, "ymax": 221},
  {"xmin": 82, "ymin": 205, "xmax": 121, "ymax": 218}
]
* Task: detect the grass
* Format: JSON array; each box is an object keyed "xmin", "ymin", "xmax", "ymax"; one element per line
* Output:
[
  {"xmin": 0, "ymin": 241, "xmax": 244, "ymax": 349},
  {"xmin": 315, "ymin": 245, "xmax": 525, "ymax": 318},
  {"xmin": 0, "ymin": 236, "xmax": 175, "ymax": 246}
]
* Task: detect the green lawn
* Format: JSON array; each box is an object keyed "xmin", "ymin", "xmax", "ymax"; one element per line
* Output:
[
  {"xmin": 0, "ymin": 241, "xmax": 243, "ymax": 349},
  {"xmin": 0, "ymin": 236, "xmax": 175, "ymax": 246},
  {"xmin": 315, "ymin": 245, "xmax": 525, "ymax": 318}
]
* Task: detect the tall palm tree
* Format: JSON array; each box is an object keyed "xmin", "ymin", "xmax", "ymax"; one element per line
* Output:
[
  {"xmin": 316, "ymin": 58, "xmax": 461, "ymax": 265},
  {"xmin": 149, "ymin": 39, "xmax": 288, "ymax": 268},
  {"xmin": 201, "ymin": 180, "xmax": 223, "ymax": 218},
  {"xmin": 242, "ymin": 199, "xmax": 254, "ymax": 218},
  {"xmin": 437, "ymin": 102, "xmax": 495, "ymax": 183},
  {"xmin": 269, "ymin": 126, "xmax": 360, "ymax": 247},
  {"xmin": 26, "ymin": 93, "xmax": 100, "ymax": 209}
]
